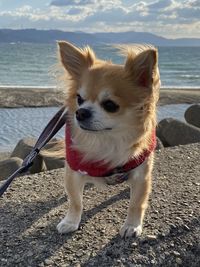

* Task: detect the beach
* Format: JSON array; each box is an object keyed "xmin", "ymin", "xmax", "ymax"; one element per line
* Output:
[
  {"xmin": 0, "ymin": 86, "xmax": 65, "ymax": 108},
  {"xmin": 1, "ymin": 144, "xmax": 199, "ymax": 266},
  {"xmin": 0, "ymin": 86, "xmax": 200, "ymax": 108},
  {"xmin": 159, "ymin": 88, "xmax": 200, "ymax": 105},
  {"xmin": 0, "ymin": 87, "xmax": 200, "ymax": 266}
]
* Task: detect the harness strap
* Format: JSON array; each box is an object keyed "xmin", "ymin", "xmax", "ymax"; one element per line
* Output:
[
  {"xmin": 0, "ymin": 106, "xmax": 67, "ymax": 197},
  {"xmin": 104, "ymin": 131, "xmax": 156, "ymax": 177},
  {"xmin": 66, "ymin": 125, "xmax": 156, "ymax": 178}
]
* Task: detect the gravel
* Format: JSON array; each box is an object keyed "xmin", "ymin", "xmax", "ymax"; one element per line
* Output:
[{"xmin": 0, "ymin": 143, "xmax": 200, "ymax": 267}]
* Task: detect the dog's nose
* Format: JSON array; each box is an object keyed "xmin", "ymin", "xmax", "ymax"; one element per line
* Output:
[{"xmin": 76, "ymin": 108, "xmax": 92, "ymax": 121}]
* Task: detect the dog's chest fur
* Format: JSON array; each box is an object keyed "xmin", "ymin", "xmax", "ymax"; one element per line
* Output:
[{"xmin": 71, "ymin": 123, "xmax": 135, "ymax": 168}]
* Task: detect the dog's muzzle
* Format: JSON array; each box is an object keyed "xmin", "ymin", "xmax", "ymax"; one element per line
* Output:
[{"xmin": 76, "ymin": 108, "xmax": 92, "ymax": 122}]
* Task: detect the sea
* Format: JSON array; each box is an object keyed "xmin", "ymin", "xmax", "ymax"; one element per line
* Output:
[
  {"xmin": 0, "ymin": 43, "xmax": 200, "ymax": 87},
  {"xmin": 0, "ymin": 43, "xmax": 200, "ymax": 151}
]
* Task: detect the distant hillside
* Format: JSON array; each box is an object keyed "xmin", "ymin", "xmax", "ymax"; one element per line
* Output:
[
  {"xmin": 94, "ymin": 31, "xmax": 168, "ymax": 46},
  {"xmin": 0, "ymin": 29, "xmax": 200, "ymax": 46},
  {"xmin": 0, "ymin": 29, "xmax": 98, "ymax": 45},
  {"xmin": 94, "ymin": 31, "xmax": 200, "ymax": 46}
]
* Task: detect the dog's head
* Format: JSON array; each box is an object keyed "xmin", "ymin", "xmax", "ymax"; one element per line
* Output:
[{"xmin": 58, "ymin": 41, "xmax": 160, "ymax": 138}]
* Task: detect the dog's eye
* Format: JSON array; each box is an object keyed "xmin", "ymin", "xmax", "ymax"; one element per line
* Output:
[
  {"xmin": 77, "ymin": 94, "xmax": 84, "ymax": 106},
  {"xmin": 101, "ymin": 100, "xmax": 119, "ymax": 113}
]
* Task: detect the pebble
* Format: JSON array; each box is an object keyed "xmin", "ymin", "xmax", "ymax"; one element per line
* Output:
[
  {"xmin": 44, "ymin": 259, "xmax": 54, "ymax": 265},
  {"xmin": 159, "ymin": 233, "xmax": 166, "ymax": 238},
  {"xmin": 176, "ymin": 258, "xmax": 183, "ymax": 265},
  {"xmin": 170, "ymin": 223, "xmax": 176, "ymax": 229},
  {"xmin": 146, "ymin": 234, "xmax": 157, "ymax": 240},
  {"xmin": 76, "ymin": 251, "xmax": 83, "ymax": 257},
  {"xmin": 131, "ymin": 242, "xmax": 138, "ymax": 247},
  {"xmin": 183, "ymin": 224, "xmax": 190, "ymax": 231},
  {"xmin": 173, "ymin": 251, "xmax": 180, "ymax": 256},
  {"xmin": 27, "ymin": 251, "xmax": 34, "ymax": 257}
]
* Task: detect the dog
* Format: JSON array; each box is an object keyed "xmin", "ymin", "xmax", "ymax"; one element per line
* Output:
[{"xmin": 56, "ymin": 41, "xmax": 160, "ymax": 238}]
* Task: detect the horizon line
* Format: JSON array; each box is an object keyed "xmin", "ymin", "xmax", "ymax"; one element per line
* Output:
[{"xmin": 0, "ymin": 28, "xmax": 199, "ymax": 40}]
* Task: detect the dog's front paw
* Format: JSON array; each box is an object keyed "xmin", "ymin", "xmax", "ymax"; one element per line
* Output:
[
  {"xmin": 120, "ymin": 224, "xmax": 142, "ymax": 238},
  {"xmin": 57, "ymin": 219, "xmax": 79, "ymax": 234}
]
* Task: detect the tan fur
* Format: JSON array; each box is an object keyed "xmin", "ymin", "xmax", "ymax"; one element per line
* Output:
[{"xmin": 56, "ymin": 41, "xmax": 160, "ymax": 238}]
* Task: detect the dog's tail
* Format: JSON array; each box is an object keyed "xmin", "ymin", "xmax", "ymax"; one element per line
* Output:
[{"xmin": 40, "ymin": 139, "xmax": 65, "ymax": 159}]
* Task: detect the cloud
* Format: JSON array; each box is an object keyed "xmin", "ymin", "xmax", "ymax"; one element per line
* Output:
[
  {"xmin": 50, "ymin": 0, "xmax": 122, "ymax": 9},
  {"xmin": 148, "ymin": 0, "xmax": 174, "ymax": 10},
  {"xmin": 85, "ymin": 7, "xmax": 128, "ymax": 23},
  {"xmin": 67, "ymin": 7, "xmax": 83, "ymax": 15},
  {"xmin": 0, "ymin": 0, "xmax": 199, "ymax": 38},
  {"xmin": 156, "ymin": 0, "xmax": 200, "ymax": 22},
  {"xmin": 0, "ymin": 5, "xmax": 91, "ymax": 23},
  {"xmin": 50, "ymin": 0, "xmax": 94, "ymax": 6}
]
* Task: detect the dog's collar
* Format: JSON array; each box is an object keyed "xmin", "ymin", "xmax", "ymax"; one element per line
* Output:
[{"xmin": 65, "ymin": 125, "xmax": 156, "ymax": 180}]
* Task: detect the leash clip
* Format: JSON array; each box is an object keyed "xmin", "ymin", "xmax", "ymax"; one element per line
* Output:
[
  {"xmin": 23, "ymin": 149, "xmax": 39, "ymax": 166},
  {"xmin": 20, "ymin": 149, "xmax": 39, "ymax": 173}
]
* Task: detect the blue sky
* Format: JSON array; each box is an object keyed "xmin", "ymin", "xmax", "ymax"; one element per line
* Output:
[{"xmin": 0, "ymin": 0, "xmax": 199, "ymax": 38}]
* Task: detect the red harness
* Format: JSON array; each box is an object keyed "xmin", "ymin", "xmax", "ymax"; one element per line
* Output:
[{"xmin": 65, "ymin": 125, "xmax": 156, "ymax": 179}]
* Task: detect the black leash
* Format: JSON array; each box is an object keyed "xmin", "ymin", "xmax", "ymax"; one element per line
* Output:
[{"xmin": 0, "ymin": 106, "xmax": 68, "ymax": 197}]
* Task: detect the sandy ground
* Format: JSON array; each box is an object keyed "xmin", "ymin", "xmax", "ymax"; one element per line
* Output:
[
  {"xmin": 0, "ymin": 143, "xmax": 199, "ymax": 267},
  {"xmin": 159, "ymin": 88, "xmax": 200, "ymax": 105},
  {"xmin": 0, "ymin": 87, "xmax": 200, "ymax": 108},
  {"xmin": 0, "ymin": 87, "xmax": 65, "ymax": 108}
]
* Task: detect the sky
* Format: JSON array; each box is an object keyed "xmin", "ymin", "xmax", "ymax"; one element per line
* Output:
[{"xmin": 0, "ymin": 0, "xmax": 199, "ymax": 38}]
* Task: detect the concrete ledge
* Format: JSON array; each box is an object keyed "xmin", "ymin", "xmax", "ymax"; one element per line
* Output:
[
  {"xmin": 0, "ymin": 86, "xmax": 200, "ymax": 107},
  {"xmin": 0, "ymin": 86, "xmax": 65, "ymax": 108}
]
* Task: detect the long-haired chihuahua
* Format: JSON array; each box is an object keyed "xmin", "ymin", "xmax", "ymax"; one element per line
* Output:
[{"xmin": 56, "ymin": 41, "xmax": 160, "ymax": 238}]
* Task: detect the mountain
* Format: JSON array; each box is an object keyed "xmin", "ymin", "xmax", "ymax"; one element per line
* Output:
[
  {"xmin": 0, "ymin": 29, "xmax": 200, "ymax": 46},
  {"xmin": 0, "ymin": 29, "xmax": 98, "ymax": 45},
  {"xmin": 93, "ymin": 31, "xmax": 168, "ymax": 45}
]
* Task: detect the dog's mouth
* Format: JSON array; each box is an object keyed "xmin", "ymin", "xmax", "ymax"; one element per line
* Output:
[{"xmin": 79, "ymin": 124, "xmax": 112, "ymax": 132}]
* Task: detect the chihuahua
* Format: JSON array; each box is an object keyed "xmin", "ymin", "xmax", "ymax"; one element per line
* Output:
[{"xmin": 56, "ymin": 41, "xmax": 160, "ymax": 238}]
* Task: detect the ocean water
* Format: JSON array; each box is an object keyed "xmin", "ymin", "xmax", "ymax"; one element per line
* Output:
[
  {"xmin": 0, "ymin": 43, "xmax": 199, "ymax": 151},
  {"xmin": 0, "ymin": 43, "xmax": 200, "ymax": 87},
  {"xmin": 0, "ymin": 104, "xmax": 192, "ymax": 151}
]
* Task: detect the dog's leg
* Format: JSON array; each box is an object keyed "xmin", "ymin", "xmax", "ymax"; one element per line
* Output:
[
  {"xmin": 120, "ymin": 159, "xmax": 152, "ymax": 238},
  {"xmin": 57, "ymin": 169, "xmax": 85, "ymax": 234}
]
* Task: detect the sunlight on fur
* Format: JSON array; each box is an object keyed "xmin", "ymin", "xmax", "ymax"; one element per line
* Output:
[{"xmin": 49, "ymin": 41, "xmax": 160, "ymax": 238}]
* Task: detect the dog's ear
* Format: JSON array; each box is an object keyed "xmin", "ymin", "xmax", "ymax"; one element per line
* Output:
[
  {"xmin": 125, "ymin": 48, "xmax": 158, "ymax": 89},
  {"xmin": 58, "ymin": 41, "xmax": 95, "ymax": 78}
]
